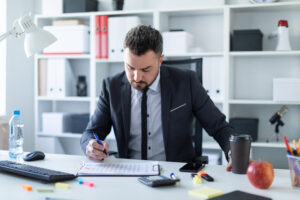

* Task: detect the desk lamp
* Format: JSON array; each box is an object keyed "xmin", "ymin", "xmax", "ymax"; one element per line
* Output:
[{"xmin": 0, "ymin": 13, "xmax": 56, "ymax": 57}]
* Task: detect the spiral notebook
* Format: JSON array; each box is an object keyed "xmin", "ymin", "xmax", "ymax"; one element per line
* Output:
[{"xmin": 77, "ymin": 162, "xmax": 160, "ymax": 176}]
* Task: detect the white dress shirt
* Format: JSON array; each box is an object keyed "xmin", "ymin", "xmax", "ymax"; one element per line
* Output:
[{"xmin": 128, "ymin": 72, "xmax": 166, "ymax": 161}]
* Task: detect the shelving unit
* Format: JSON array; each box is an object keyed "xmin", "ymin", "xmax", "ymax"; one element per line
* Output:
[{"xmin": 34, "ymin": 1, "xmax": 300, "ymax": 168}]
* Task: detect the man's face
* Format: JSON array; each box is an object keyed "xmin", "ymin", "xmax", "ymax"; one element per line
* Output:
[{"xmin": 124, "ymin": 48, "xmax": 164, "ymax": 91}]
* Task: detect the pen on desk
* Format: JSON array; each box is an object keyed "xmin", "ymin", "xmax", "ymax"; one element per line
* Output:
[
  {"xmin": 170, "ymin": 173, "xmax": 177, "ymax": 180},
  {"xmin": 93, "ymin": 133, "xmax": 107, "ymax": 155}
]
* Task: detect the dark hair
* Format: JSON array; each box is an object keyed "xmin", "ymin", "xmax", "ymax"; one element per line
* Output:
[{"xmin": 124, "ymin": 25, "xmax": 163, "ymax": 57}]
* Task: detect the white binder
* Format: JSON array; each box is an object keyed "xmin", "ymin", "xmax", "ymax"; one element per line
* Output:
[
  {"xmin": 108, "ymin": 16, "xmax": 141, "ymax": 60},
  {"xmin": 202, "ymin": 57, "xmax": 224, "ymax": 102},
  {"xmin": 47, "ymin": 59, "xmax": 75, "ymax": 97}
]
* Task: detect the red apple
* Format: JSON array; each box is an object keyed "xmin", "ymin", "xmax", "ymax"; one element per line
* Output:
[{"xmin": 247, "ymin": 161, "xmax": 274, "ymax": 189}]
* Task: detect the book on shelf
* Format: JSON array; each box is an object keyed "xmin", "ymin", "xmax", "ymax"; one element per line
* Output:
[
  {"xmin": 95, "ymin": 16, "xmax": 101, "ymax": 59},
  {"xmin": 52, "ymin": 19, "xmax": 84, "ymax": 26}
]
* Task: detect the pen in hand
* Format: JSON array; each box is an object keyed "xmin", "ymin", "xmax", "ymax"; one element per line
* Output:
[{"xmin": 93, "ymin": 133, "xmax": 108, "ymax": 155}]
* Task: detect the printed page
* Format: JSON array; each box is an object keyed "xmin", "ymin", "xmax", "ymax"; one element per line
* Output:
[{"xmin": 78, "ymin": 162, "xmax": 160, "ymax": 176}]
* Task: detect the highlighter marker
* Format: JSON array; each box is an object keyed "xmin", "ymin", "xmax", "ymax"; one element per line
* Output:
[{"xmin": 197, "ymin": 171, "xmax": 214, "ymax": 182}]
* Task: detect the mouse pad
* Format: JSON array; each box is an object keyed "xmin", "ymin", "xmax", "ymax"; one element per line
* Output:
[{"xmin": 209, "ymin": 190, "xmax": 272, "ymax": 200}]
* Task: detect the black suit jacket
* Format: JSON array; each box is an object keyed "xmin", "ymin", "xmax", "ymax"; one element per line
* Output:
[{"xmin": 80, "ymin": 66, "xmax": 234, "ymax": 162}]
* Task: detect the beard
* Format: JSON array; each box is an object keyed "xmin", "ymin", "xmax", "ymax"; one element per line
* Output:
[{"xmin": 130, "ymin": 80, "xmax": 148, "ymax": 91}]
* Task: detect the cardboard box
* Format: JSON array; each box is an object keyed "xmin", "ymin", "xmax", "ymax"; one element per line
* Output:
[
  {"xmin": 162, "ymin": 31, "xmax": 194, "ymax": 54},
  {"xmin": 42, "ymin": 112, "xmax": 71, "ymax": 134},
  {"xmin": 43, "ymin": 25, "xmax": 90, "ymax": 54},
  {"xmin": 273, "ymin": 78, "xmax": 300, "ymax": 102}
]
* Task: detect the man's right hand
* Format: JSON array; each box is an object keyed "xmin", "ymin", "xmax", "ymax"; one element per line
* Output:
[{"xmin": 86, "ymin": 139, "xmax": 109, "ymax": 161}]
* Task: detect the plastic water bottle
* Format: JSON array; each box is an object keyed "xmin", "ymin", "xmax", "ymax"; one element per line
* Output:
[
  {"xmin": 9, "ymin": 110, "xmax": 24, "ymax": 159},
  {"xmin": 276, "ymin": 20, "xmax": 291, "ymax": 51}
]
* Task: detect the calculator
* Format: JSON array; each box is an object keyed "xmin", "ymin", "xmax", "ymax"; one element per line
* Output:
[{"xmin": 138, "ymin": 175, "xmax": 180, "ymax": 187}]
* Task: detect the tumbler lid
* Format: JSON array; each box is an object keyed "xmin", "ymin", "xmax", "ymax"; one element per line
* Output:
[{"xmin": 229, "ymin": 134, "xmax": 252, "ymax": 142}]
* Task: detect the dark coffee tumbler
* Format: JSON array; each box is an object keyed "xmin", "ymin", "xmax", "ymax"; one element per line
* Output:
[{"xmin": 230, "ymin": 135, "xmax": 252, "ymax": 174}]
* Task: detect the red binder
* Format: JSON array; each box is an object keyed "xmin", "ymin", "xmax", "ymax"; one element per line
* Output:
[
  {"xmin": 100, "ymin": 16, "xmax": 108, "ymax": 59},
  {"xmin": 95, "ymin": 16, "xmax": 101, "ymax": 58}
]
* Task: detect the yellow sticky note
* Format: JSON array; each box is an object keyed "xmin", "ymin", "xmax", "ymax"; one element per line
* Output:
[
  {"xmin": 55, "ymin": 182, "xmax": 71, "ymax": 189},
  {"xmin": 188, "ymin": 186, "xmax": 223, "ymax": 199}
]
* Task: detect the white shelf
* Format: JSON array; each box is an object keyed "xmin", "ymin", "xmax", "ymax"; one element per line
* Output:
[
  {"xmin": 37, "ymin": 96, "xmax": 91, "ymax": 102},
  {"xmin": 202, "ymin": 141, "xmax": 286, "ymax": 150},
  {"xmin": 165, "ymin": 52, "xmax": 224, "ymax": 58},
  {"xmin": 96, "ymin": 59, "xmax": 123, "ymax": 63},
  {"xmin": 229, "ymin": 99, "xmax": 300, "ymax": 105},
  {"xmin": 36, "ymin": 54, "xmax": 91, "ymax": 59},
  {"xmin": 252, "ymin": 142, "xmax": 285, "ymax": 148},
  {"xmin": 230, "ymin": 51, "xmax": 300, "ymax": 57},
  {"xmin": 38, "ymin": 132, "xmax": 82, "ymax": 139},
  {"xmin": 229, "ymin": 1, "xmax": 300, "ymax": 11}
]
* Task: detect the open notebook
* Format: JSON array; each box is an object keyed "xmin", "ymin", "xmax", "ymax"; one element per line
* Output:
[{"xmin": 77, "ymin": 162, "xmax": 160, "ymax": 176}]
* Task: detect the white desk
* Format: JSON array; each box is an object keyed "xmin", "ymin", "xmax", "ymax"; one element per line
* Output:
[{"xmin": 0, "ymin": 150, "xmax": 299, "ymax": 200}]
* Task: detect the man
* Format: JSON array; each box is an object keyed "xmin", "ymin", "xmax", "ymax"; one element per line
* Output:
[{"xmin": 80, "ymin": 25, "xmax": 235, "ymax": 170}]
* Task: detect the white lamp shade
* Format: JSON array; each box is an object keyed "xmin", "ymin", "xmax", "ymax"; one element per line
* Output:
[{"xmin": 24, "ymin": 28, "xmax": 57, "ymax": 57}]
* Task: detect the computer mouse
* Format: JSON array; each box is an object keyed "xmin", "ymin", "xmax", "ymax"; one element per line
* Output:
[{"xmin": 23, "ymin": 151, "xmax": 45, "ymax": 161}]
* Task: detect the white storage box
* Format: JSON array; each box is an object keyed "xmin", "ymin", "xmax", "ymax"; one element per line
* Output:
[
  {"xmin": 43, "ymin": 25, "xmax": 90, "ymax": 54},
  {"xmin": 162, "ymin": 31, "xmax": 194, "ymax": 54},
  {"xmin": 42, "ymin": 0, "xmax": 63, "ymax": 15},
  {"xmin": 42, "ymin": 113, "xmax": 71, "ymax": 134},
  {"xmin": 273, "ymin": 78, "xmax": 300, "ymax": 101}
]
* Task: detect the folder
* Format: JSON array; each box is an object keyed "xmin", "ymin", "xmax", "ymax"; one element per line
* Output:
[
  {"xmin": 202, "ymin": 57, "xmax": 214, "ymax": 98},
  {"xmin": 213, "ymin": 57, "xmax": 224, "ymax": 101},
  {"xmin": 108, "ymin": 16, "xmax": 141, "ymax": 60},
  {"xmin": 47, "ymin": 59, "xmax": 75, "ymax": 97},
  {"xmin": 38, "ymin": 59, "xmax": 47, "ymax": 96},
  {"xmin": 202, "ymin": 57, "xmax": 224, "ymax": 102},
  {"xmin": 100, "ymin": 15, "xmax": 108, "ymax": 59},
  {"xmin": 95, "ymin": 16, "xmax": 101, "ymax": 58}
]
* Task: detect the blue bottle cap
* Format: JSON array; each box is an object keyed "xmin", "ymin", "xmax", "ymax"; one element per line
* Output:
[{"xmin": 13, "ymin": 110, "xmax": 20, "ymax": 115}]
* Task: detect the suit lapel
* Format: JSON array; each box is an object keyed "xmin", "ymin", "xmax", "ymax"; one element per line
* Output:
[
  {"xmin": 121, "ymin": 75, "xmax": 131, "ymax": 156},
  {"xmin": 160, "ymin": 67, "xmax": 171, "ymax": 156}
]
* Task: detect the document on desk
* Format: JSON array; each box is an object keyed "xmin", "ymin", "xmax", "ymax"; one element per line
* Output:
[{"xmin": 77, "ymin": 162, "xmax": 160, "ymax": 176}]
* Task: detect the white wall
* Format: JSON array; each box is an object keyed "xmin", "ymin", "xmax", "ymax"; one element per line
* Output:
[
  {"xmin": 6, "ymin": 0, "xmax": 36, "ymax": 151},
  {"xmin": 0, "ymin": 0, "xmax": 7, "ymax": 116}
]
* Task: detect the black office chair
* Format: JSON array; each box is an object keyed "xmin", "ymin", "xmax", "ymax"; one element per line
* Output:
[{"xmin": 161, "ymin": 58, "xmax": 204, "ymax": 159}]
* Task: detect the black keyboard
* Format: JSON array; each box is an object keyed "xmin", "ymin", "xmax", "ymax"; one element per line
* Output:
[{"xmin": 0, "ymin": 160, "xmax": 77, "ymax": 182}]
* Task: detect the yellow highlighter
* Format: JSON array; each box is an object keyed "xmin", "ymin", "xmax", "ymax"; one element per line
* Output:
[{"xmin": 55, "ymin": 182, "xmax": 71, "ymax": 189}]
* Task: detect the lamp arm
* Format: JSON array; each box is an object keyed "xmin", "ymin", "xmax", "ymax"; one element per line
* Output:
[{"xmin": 0, "ymin": 31, "xmax": 11, "ymax": 42}]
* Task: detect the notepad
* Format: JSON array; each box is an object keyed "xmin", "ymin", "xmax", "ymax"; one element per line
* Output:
[
  {"xmin": 77, "ymin": 162, "xmax": 160, "ymax": 176},
  {"xmin": 188, "ymin": 186, "xmax": 224, "ymax": 199}
]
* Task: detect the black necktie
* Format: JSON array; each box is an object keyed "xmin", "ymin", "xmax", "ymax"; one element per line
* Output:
[{"xmin": 141, "ymin": 87, "xmax": 148, "ymax": 160}]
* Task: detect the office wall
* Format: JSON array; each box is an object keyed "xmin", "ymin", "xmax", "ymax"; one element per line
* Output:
[{"xmin": 6, "ymin": 0, "xmax": 36, "ymax": 152}]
